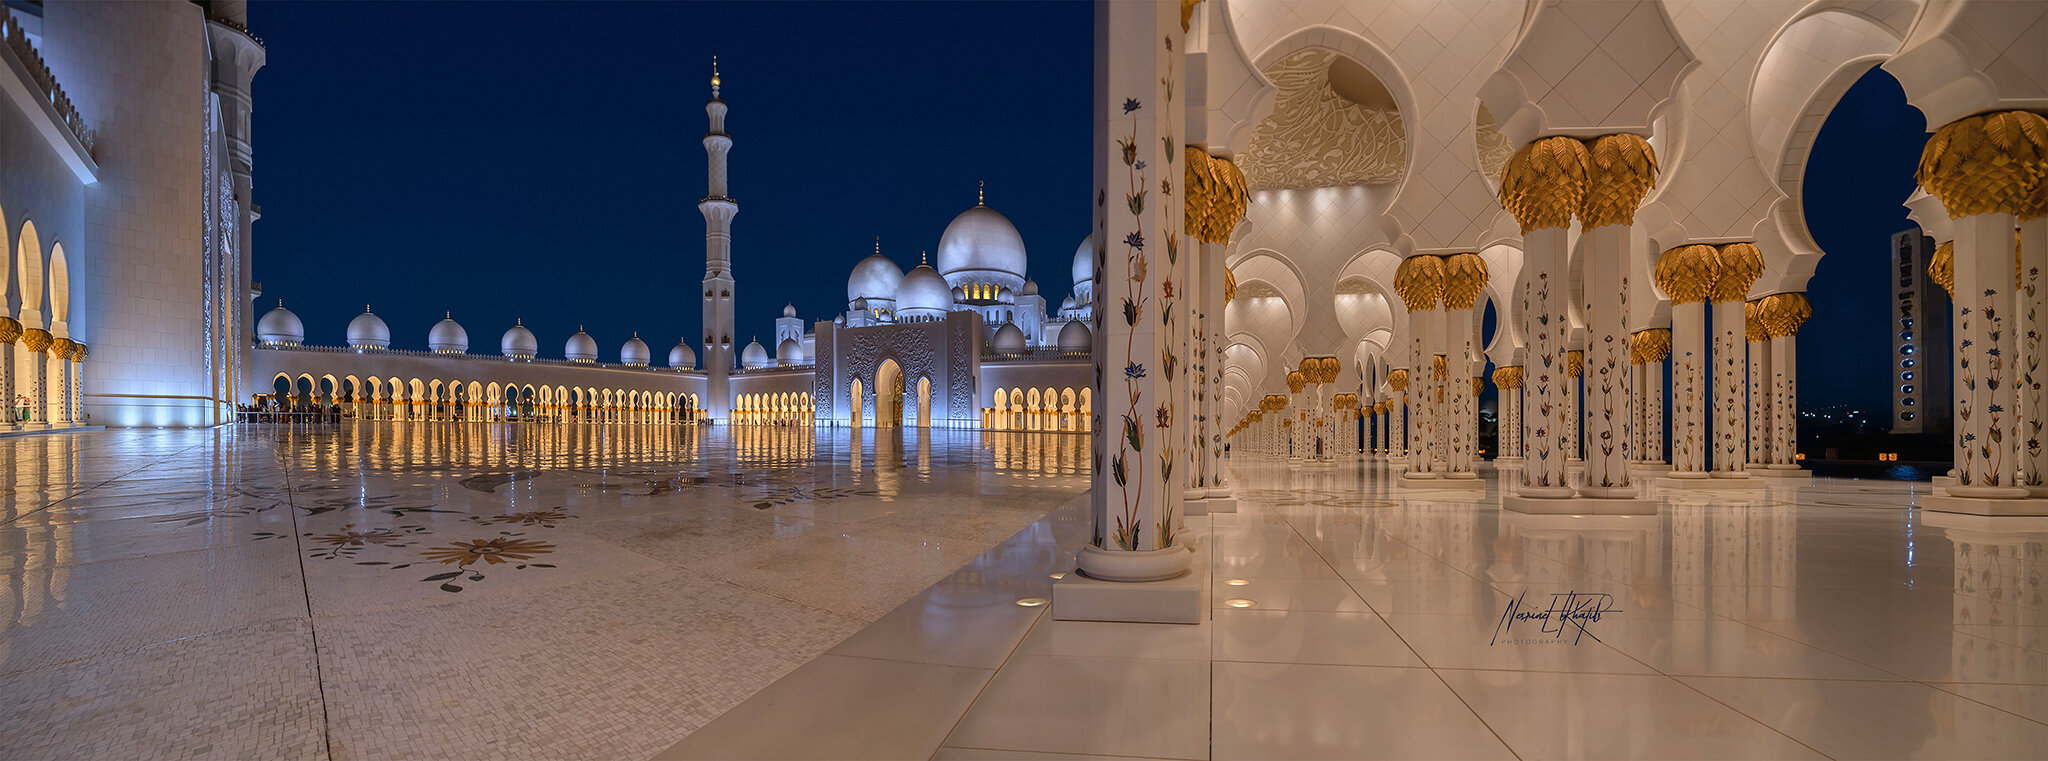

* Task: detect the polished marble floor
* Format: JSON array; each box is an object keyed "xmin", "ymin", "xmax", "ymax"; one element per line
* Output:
[
  {"xmin": 0, "ymin": 424, "xmax": 1091, "ymax": 760},
  {"xmin": 672, "ymin": 458, "xmax": 2048, "ymax": 761}
]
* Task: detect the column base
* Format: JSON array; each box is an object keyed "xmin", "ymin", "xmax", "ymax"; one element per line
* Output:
[
  {"xmin": 1398, "ymin": 474, "xmax": 1484, "ymax": 491},
  {"xmin": 1503, "ymin": 494, "xmax": 1657, "ymax": 515},
  {"xmin": 1056, "ymin": 544, "xmax": 1200, "ymax": 624},
  {"xmin": 1494, "ymin": 456, "xmax": 1524, "ymax": 465},
  {"xmin": 1631, "ymin": 460, "xmax": 1671, "ymax": 473},
  {"xmin": 1654, "ymin": 476, "xmax": 1765, "ymax": 490},
  {"xmin": 22, "ymin": 422, "xmax": 48, "ymax": 431},
  {"xmin": 1923, "ymin": 494, "xmax": 2048, "ymax": 516},
  {"xmin": 1931, "ymin": 475, "xmax": 1958, "ymax": 488}
]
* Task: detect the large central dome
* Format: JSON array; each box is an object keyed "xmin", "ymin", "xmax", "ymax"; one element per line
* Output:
[{"xmin": 936, "ymin": 204, "xmax": 1027, "ymax": 292}]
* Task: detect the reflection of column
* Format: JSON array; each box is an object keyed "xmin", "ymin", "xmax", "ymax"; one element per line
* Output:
[
  {"xmin": 1396, "ymin": 256, "xmax": 1444, "ymax": 479},
  {"xmin": 1442, "ymin": 253, "xmax": 1485, "ymax": 479},
  {"xmin": 21, "ymin": 329, "xmax": 51, "ymax": 429},
  {"xmin": 1076, "ymin": 0, "xmax": 1190, "ymax": 582},
  {"xmin": 1745, "ymin": 300, "xmax": 1771, "ymax": 469},
  {"xmin": 1502, "ymin": 136, "xmax": 1585, "ymax": 500},
  {"xmin": 1711, "ymin": 243, "xmax": 1764, "ymax": 480},
  {"xmin": 1656, "ymin": 246, "xmax": 1715, "ymax": 477}
]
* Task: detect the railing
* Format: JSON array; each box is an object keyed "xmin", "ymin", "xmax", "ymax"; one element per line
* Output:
[
  {"xmin": 1, "ymin": 15, "xmax": 94, "ymax": 155},
  {"xmin": 203, "ymin": 11, "xmax": 264, "ymax": 47},
  {"xmin": 253, "ymin": 342, "xmax": 699, "ymax": 374},
  {"xmin": 982, "ymin": 348, "xmax": 1089, "ymax": 363}
]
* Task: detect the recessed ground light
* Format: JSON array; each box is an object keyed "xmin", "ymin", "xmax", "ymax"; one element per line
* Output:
[
  {"xmin": 1016, "ymin": 597, "xmax": 1048, "ymax": 607},
  {"xmin": 1224, "ymin": 598, "xmax": 1256, "ymax": 608},
  {"xmin": 1225, "ymin": 578, "xmax": 1250, "ymax": 586},
  {"xmin": 1049, "ymin": 572, "xmax": 1066, "ymax": 580}
]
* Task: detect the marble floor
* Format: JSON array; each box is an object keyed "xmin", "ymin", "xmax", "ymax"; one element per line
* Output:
[
  {"xmin": 670, "ymin": 457, "xmax": 2048, "ymax": 761},
  {"xmin": 0, "ymin": 424, "xmax": 1091, "ymax": 760}
]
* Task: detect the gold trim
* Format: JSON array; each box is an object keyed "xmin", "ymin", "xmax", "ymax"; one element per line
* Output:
[{"xmin": 1499, "ymin": 136, "xmax": 1589, "ymax": 233}]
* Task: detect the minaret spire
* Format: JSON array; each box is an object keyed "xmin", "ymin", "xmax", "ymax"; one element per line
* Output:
[{"xmin": 700, "ymin": 53, "xmax": 739, "ymax": 422}]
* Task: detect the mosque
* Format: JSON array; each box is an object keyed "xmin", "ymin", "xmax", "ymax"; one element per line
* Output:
[{"xmin": 243, "ymin": 80, "xmax": 1100, "ymax": 431}]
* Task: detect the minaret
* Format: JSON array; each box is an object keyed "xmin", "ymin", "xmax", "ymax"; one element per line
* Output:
[{"xmin": 701, "ymin": 56, "xmax": 738, "ymax": 423}]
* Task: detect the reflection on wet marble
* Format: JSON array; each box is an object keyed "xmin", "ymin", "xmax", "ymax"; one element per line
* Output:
[
  {"xmin": 0, "ymin": 424, "xmax": 1090, "ymax": 760},
  {"xmin": 683, "ymin": 457, "xmax": 2048, "ymax": 760}
]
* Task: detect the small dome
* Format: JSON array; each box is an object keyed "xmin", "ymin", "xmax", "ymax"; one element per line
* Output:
[
  {"xmin": 1061, "ymin": 295, "xmax": 1079, "ymax": 313},
  {"xmin": 347, "ymin": 306, "xmax": 390, "ymax": 350},
  {"xmin": 783, "ymin": 302, "xmax": 798, "ymax": 318},
  {"xmin": 565, "ymin": 328, "xmax": 598, "ymax": 362},
  {"xmin": 897, "ymin": 264, "xmax": 953, "ymax": 316},
  {"xmin": 991, "ymin": 322, "xmax": 1027, "ymax": 354},
  {"xmin": 741, "ymin": 338, "xmax": 772, "ymax": 368},
  {"xmin": 669, "ymin": 339, "xmax": 696, "ymax": 370},
  {"xmin": 428, "ymin": 313, "xmax": 468, "ymax": 354},
  {"xmin": 621, "ymin": 333, "xmax": 650, "ymax": 366},
  {"xmin": 256, "ymin": 300, "xmax": 303, "ymax": 345},
  {"xmin": 1022, "ymin": 278, "xmax": 1039, "ymax": 296},
  {"xmin": 501, "ymin": 320, "xmax": 537, "ymax": 358},
  {"xmin": 1072, "ymin": 235, "xmax": 1095, "ymax": 288},
  {"xmin": 777, "ymin": 337, "xmax": 803, "ymax": 365},
  {"xmin": 937, "ymin": 203, "xmax": 1028, "ymax": 291},
  {"xmin": 848, "ymin": 251, "xmax": 905, "ymax": 305},
  {"xmin": 1058, "ymin": 319, "xmax": 1093, "ymax": 353}
]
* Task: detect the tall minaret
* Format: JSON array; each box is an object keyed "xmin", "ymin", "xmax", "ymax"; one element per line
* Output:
[{"xmin": 701, "ymin": 57, "xmax": 738, "ymax": 423}]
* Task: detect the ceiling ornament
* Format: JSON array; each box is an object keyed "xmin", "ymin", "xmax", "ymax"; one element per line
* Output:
[
  {"xmin": 1757, "ymin": 293, "xmax": 1814, "ymax": 338},
  {"xmin": 1238, "ymin": 49, "xmax": 1404, "ymax": 191},
  {"xmin": 1394, "ymin": 255, "xmax": 1445, "ymax": 312},
  {"xmin": 1915, "ymin": 110, "xmax": 2048, "ymax": 220},
  {"xmin": 1712, "ymin": 243, "xmax": 1765, "ymax": 303},
  {"xmin": 1654, "ymin": 245, "xmax": 1719, "ymax": 305}
]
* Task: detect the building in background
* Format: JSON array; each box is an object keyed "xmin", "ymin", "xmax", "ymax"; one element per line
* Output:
[{"xmin": 1890, "ymin": 227, "xmax": 1949, "ymax": 434}]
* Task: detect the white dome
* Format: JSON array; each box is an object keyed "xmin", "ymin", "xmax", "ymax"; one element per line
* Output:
[
  {"xmin": 936, "ymin": 204, "xmax": 1027, "ymax": 291},
  {"xmin": 347, "ymin": 307, "xmax": 390, "ymax": 349},
  {"xmin": 1058, "ymin": 319, "xmax": 1093, "ymax": 353},
  {"xmin": 897, "ymin": 264, "xmax": 953, "ymax": 316},
  {"xmin": 783, "ymin": 302, "xmax": 798, "ymax": 318},
  {"xmin": 668, "ymin": 339, "xmax": 696, "ymax": 369},
  {"xmin": 621, "ymin": 334, "xmax": 650, "ymax": 366},
  {"xmin": 1071, "ymin": 235, "xmax": 1094, "ymax": 289},
  {"xmin": 565, "ymin": 328, "xmax": 598, "ymax": 362},
  {"xmin": 777, "ymin": 337, "xmax": 803, "ymax": 365},
  {"xmin": 1060, "ymin": 295, "xmax": 1078, "ymax": 313},
  {"xmin": 991, "ymin": 322, "xmax": 1027, "ymax": 354},
  {"xmin": 428, "ymin": 313, "xmax": 468, "ymax": 354},
  {"xmin": 501, "ymin": 321, "xmax": 537, "ymax": 358},
  {"xmin": 256, "ymin": 301, "xmax": 303, "ymax": 345},
  {"xmin": 847, "ymin": 252, "xmax": 904, "ymax": 305},
  {"xmin": 741, "ymin": 338, "xmax": 772, "ymax": 368}
]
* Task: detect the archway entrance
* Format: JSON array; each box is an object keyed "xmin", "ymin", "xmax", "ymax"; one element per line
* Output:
[
  {"xmin": 849, "ymin": 377, "xmax": 864, "ymax": 428},
  {"xmin": 917, "ymin": 376, "xmax": 932, "ymax": 427},
  {"xmin": 876, "ymin": 359, "xmax": 904, "ymax": 428}
]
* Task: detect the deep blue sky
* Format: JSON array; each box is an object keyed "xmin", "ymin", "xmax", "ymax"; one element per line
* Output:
[
  {"xmin": 251, "ymin": 0, "xmax": 1093, "ymax": 355},
  {"xmin": 252, "ymin": 2, "xmax": 1919, "ymax": 414},
  {"xmin": 1801, "ymin": 68, "xmax": 1928, "ymax": 415}
]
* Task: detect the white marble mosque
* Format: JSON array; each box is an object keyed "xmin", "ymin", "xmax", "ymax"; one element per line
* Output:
[{"xmin": 5, "ymin": 1, "xmax": 2048, "ymax": 759}]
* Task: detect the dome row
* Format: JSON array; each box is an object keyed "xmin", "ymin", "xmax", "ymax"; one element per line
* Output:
[
  {"xmin": 845, "ymin": 201, "xmax": 1092, "ymax": 309},
  {"xmin": 257, "ymin": 303, "xmax": 700, "ymax": 369}
]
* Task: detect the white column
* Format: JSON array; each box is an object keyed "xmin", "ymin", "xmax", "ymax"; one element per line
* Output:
[
  {"xmin": 1747, "ymin": 318, "xmax": 1772, "ymax": 469},
  {"xmin": 1519, "ymin": 224, "xmax": 1572, "ymax": 496},
  {"xmin": 1952, "ymin": 212, "xmax": 2024, "ymax": 495},
  {"xmin": 1391, "ymin": 380, "xmax": 1408, "ymax": 462},
  {"xmin": 2, "ymin": 336, "xmax": 18, "ymax": 431},
  {"xmin": 1581, "ymin": 222, "xmax": 1636, "ymax": 496},
  {"xmin": 1712, "ymin": 297, "xmax": 1751, "ymax": 479},
  {"xmin": 1644, "ymin": 351, "xmax": 1666, "ymax": 463},
  {"xmin": 1442, "ymin": 282, "xmax": 1478, "ymax": 477},
  {"xmin": 2021, "ymin": 217, "xmax": 2047, "ymax": 491},
  {"xmin": 22, "ymin": 331, "xmax": 48, "ymax": 430},
  {"xmin": 1670, "ymin": 301, "xmax": 1708, "ymax": 476},
  {"xmin": 1770, "ymin": 332, "xmax": 1800, "ymax": 469},
  {"xmin": 1079, "ymin": 0, "xmax": 1190, "ymax": 578},
  {"xmin": 1564, "ymin": 350, "xmax": 1582, "ymax": 466}
]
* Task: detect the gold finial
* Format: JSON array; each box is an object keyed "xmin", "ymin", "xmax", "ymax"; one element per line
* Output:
[
  {"xmin": 711, "ymin": 55, "xmax": 721, "ymax": 94},
  {"xmin": 921, "ymin": 250, "xmax": 928, "ymax": 266},
  {"xmin": 516, "ymin": 318, "xmax": 522, "ymax": 326},
  {"xmin": 445, "ymin": 311, "xmax": 451, "ymax": 318},
  {"xmin": 364, "ymin": 303, "xmax": 371, "ymax": 313},
  {"xmin": 978, "ymin": 181, "xmax": 985, "ymax": 205},
  {"xmin": 276, "ymin": 299, "xmax": 283, "ymax": 307},
  {"xmin": 874, "ymin": 236, "xmax": 880, "ymax": 255}
]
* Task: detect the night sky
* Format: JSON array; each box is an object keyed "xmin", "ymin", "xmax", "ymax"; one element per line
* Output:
[{"xmin": 251, "ymin": 1, "xmax": 1924, "ymax": 417}]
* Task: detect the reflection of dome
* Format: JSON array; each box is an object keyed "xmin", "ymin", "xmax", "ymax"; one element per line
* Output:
[
  {"xmin": 429, "ymin": 313, "xmax": 468, "ymax": 354},
  {"xmin": 991, "ymin": 322, "xmax": 1027, "ymax": 354},
  {"xmin": 257, "ymin": 300, "xmax": 303, "ymax": 345},
  {"xmin": 501, "ymin": 320, "xmax": 537, "ymax": 358},
  {"xmin": 777, "ymin": 337, "xmax": 803, "ymax": 365},
  {"xmin": 848, "ymin": 251, "xmax": 904, "ymax": 305},
  {"xmin": 565, "ymin": 328, "xmax": 597, "ymax": 362},
  {"xmin": 783, "ymin": 302, "xmax": 798, "ymax": 318},
  {"xmin": 936, "ymin": 204, "xmax": 1027, "ymax": 291},
  {"xmin": 1072, "ymin": 235, "xmax": 1094, "ymax": 288},
  {"xmin": 896, "ymin": 264, "xmax": 953, "ymax": 317},
  {"xmin": 1058, "ymin": 319, "xmax": 1093, "ymax": 353},
  {"xmin": 741, "ymin": 338, "xmax": 771, "ymax": 368},
  {"xmin": 347, "ymin": 307, "xmax": 390, "ymax": 350},
  {"xmin": 621, "ymin": 333, "xmax": 650, "ymax": 366},
  {"xmin": 669, "ymin": 339, "xmax": 696, "ymax": 370}
]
